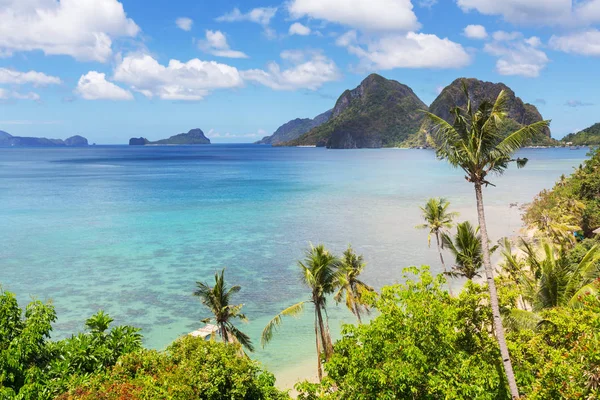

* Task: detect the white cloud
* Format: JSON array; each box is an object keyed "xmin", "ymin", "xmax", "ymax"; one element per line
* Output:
[
  {"xmin": 289, "ymin": 22, "xmax": 311, "ymax": 36},
  {"xmin": 0, "ymin": 68, "xmax": 62, "ymax": 86},
  {"xmin": 207, "ymin": 128, "xmax": 265, "ymax": 138},
  {"xmin": 198, "ymin": 30, "xmax": 248, "ymax": 59},
  {"xmin": 0, "ymin": 0, "xmax": 139, "ymax": 62},
  {"xmin": 0, "ymin": 88, "xmax": 40, "ymax": 101},
  {"xmin": 113, "ymin": 54, "xmax": 244, "ymax": 101},
  {"xmin": 339, "ymin": 32, "xmax": 471, "ymax": 70},
  {"xmin": 456, "ymin": 0, "xmax": 600, "ymax": 26},
  {"xmin": 176, "ymin": 17, "xmax": 193, "ymax": 31},
  {"xmin": 216, "ymin": 7, "xmax": 278, "ymax": 38},
  {"xmin": 75, "ymin": 71, "xmax": 133, "ymax": 100},
  {"xmin": 463, "ymin": 24, "xmax": 488, "ymax": 39},
  {"xmin": 336, "ymin": 30, "xmax": 358, "ymax": 47},
  {"xmin": 565, "ymin": 99, "xmax": 594, "ymax": 107},
  {"xmin": 484, "ymin": 32, "xmax": 549, "ymax": 77},
  {"xmin": 242, "ymin": 50, "xmax": 340, "ymax": 91},
  {"xmin": 288, "ymin": 0, "xmax": 419, "ymax": 31},
  {"xmin": 550, "ymin": 29, "xmax": 600, "ymax": 56}
]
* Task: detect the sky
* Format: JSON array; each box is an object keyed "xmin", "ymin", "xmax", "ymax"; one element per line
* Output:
[{"xmin": 1, "ymin": 0, "xmax": 600, "ymax": 144}]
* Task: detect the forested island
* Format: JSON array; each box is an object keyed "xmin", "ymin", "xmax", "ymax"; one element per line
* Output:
[
  {"xmin": 129, "ymin": 128, "xmax": 211, "ymax": 145},
  {"xmin": 0, "ymin": 131, "xmax": 88, "ymax": 147}
]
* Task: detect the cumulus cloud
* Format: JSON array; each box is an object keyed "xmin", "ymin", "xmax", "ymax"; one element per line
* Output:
[
  {"xmin": 198, "ymin": 30, "xmax": 248, "ymax": 59},
  {"xmin": 0, "ymin": 68, "xmax": 62, "ymax": 86},
  {"xmin": 113, "ymin": 54, "xmax": 244, "ymax": 101},
  {"xmin": 337, "ymin": 32, "xmax": 471, "ymax": 70},
  {"xmin": 463, "ymin": 24, "xmax": 488, "ymax": 39},
  {"xmin": 75, "ymin": 71, "xmax": 133, "ymax": 100},
  {"xmin": 0, "ymin": 88, "xmax": 40, "ymax": 101},
  {"xmin": 288, "ymin": 0, "xmax": 419, "ymax": 31},
  {"xmin": 456, "ymin": 0, "xmax": 600, "ymax": 26},
  {"xmin": 549, "ymin": 29, "xmax": 600, "ymax": 56},
  {"xmin": 216, "ymin": 7, "xmax": 278, "ymax": 38},
  {"xmin": 242, "ymin": 50, "xmax": 340, "ymax": 91},
  {"xmin": 0, "ymin": 0, "xmax": 139, "ymax": 62},
  {"xmin": 484, "ymin": 32, "xmax": 549, "ymax": 77},
  {"xmin": 176, "ymin": 17, "xmax": 193, "ymax": 31},
  {"xmin": 289, "ymin": 22, "xmax": 311, "ymax": 36}
]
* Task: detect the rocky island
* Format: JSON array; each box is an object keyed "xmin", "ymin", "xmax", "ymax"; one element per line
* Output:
[
  {"xmin": 272, "ymin": 74, "xmax": 553, "ymax": 149},
  {"xmin": 0, "ymin": 131, "xmax": 88, "ymax": 147},
  {"xmin": 129, "ymin": 128, "xmax": 211, "ymax": 145}
]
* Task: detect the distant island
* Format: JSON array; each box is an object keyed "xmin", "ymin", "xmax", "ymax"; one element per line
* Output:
[
  {"xmin": 129, "ymin": 128, "xmax": 211, "ymax": 145},
  {"xmin": 561, "ymin": 123, "xmax": 600, "ymax": 146},
  {"xmin": 0, "ymin": 131, "xmax": 88, "ymax": 147},
  {"xmin": 262, "ymin": 74, "xmax": 554, "ymax": 149}
]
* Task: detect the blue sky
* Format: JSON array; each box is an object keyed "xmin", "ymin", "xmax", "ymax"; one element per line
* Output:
[{"xmin": 1, "ymin": 0, "xmax": 600, "ymax": 144}]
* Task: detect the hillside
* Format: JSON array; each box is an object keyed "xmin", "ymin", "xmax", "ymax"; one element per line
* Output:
[
  {"xmin": 404, "ymin": 78, "xmax": 554, "ymax": 147},
  {"xmin": 0, "ymin": 131, "xmax": 88, "ymax": 147},
  {"xmin": 256, "ymin": 110, "xmax": 332, "ymax": 145},
  {"xmin": 561, "ymin": 123, "xmax": 600, "ymax": 146},
  {"xmin": 284, "ymin": 74, "xmax": 428, "ymax": 148},
  {"xmin": 129, "ymin": 129, "xmax": 210, "ymax": 145}
]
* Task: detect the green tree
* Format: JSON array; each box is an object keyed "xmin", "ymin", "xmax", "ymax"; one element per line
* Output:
[
  {"xmin": 262, "ymin": 244, "xmax": 340, "ymax": 381},
  {"xmin": 424, "ymin": 81, "xmax": 550, "ymax": 399},
  {"xmin": 194, "ymin": 269, "xmax": 254, "ymax": 352},
  {"xmin": 416, "ymin": 197, "xmax": 459, "ymax": 293},
  {"xmin": 442, "ymin": 221, "xmax": 484, "ymax": 280},
  {"xmin": 334, "ymin": 246, "xmax": 376, "ymax": 324}
]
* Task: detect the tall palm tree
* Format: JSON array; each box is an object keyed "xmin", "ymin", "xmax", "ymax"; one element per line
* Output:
[
  {"xmin": 193, "ymin": 269, "xmax": 254, "ymax": 352},
  {"xmin": 416, "ymin": 197, "xmax": 459, "ymax": 293},
  {"xmin": 424, "ymin": 81, "xmax": 550, "ymax": 399},
  {"xmin": 261, "ymin": 244, "xmax": 339, "ymax": 381},
  {"xmin": 334, "ymin": 246, "xmax": 375, "ymax": 324},
  {"xmin": 442, "ymin": 221, "xmax": 484, "ymax": 280}
]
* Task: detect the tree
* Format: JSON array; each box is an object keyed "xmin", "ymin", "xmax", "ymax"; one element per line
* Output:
[
  {"xmin": 334, "ymin": 246, "xmax": 376, "ymax": 324},
  {"xmin": 262, "ymin": 244, "xmax": 340, "ymax": 381},
  {"xmin": 416, "ymin": 197, "xmax": 459, "ymax": 293},
  {"xmin": 442, "ymin": 221, "xmax": 484, "ymax": 280},
  {"xmin": 424, "ymin": 81, "xmax": 550, "ymax": 399},
  {"xmin": 194, "ymin": 269, "xmax": 254, "ymax": 352}
]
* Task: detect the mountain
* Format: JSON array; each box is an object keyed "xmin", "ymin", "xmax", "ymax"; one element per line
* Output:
[
  {"xmin": 404, "ymin": 78, "xmax": 554, "ymax": 147},
  {"xmin": 129, "ymin": 129, "xmax": 210, "ymax": 145},
  {"xmin": 256, "ymin": 110, "xmax": 332, "ymax": 145},
  {"xmin": 561, "ymin": 123, "xmax": 600, "ymax": 146},
  {"xmin": 284, "ymin": 74, "xmax": 428, "ymax": 148},
  {"xmin": 0, "ymin": 131, "xmax": 89, "ymax": 147}
]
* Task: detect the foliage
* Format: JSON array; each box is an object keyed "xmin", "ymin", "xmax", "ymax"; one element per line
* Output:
[
  {"xmin": 58, "ymin": 336, "xmax": 289, "ymax": 400},
  {"xmin": 524, "ymin": 147, "xmax": 600, "ymax": 238},
  {"xmin": 297, "ymin": 267, "xmax": 509, "ymax": 399},
  {"xmin": 194, "ymin": 269, "xmax": 253, "ymax": 352},
  {"xmin": 442, "ymin": 221, "xmax": 485, "ymax": 280},
  {"xmin": 416, "ymin": 197, "xmax": 458, "ymax": 248},
  {"xmin": 0, "ymin": 289, "xmax": 142, "ymax": 400}
]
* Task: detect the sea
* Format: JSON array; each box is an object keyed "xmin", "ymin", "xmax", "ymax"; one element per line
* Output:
[{"xmin": 0, "ymin": 144, "xmax": 589, "ymax": 386}]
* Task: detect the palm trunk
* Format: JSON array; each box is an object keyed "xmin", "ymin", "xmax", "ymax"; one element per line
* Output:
[
  {"xmin": 314, "ymin": 311, "xmax": 323, "ymax": 381},
  {"xmin": 220, "ymin": 322, "xmax": 229, "ymax": 344},
  {"xmin": 316, "ymin": 302, "xmax": 333, "ymax": 360},
  {"xmin": 435, "ymin": 232, "xmax": 454, "ymax": 296},
  {"xmin": 475, "ymin": 182, "xmax": 520, "ymax": 399},
  {"xmin": 354, "ymin": 301, "xmax": 363, "ymax": 324},
  {"xmin": 351, "ymin": 282, "xmax": 363, "ymax": 324}
]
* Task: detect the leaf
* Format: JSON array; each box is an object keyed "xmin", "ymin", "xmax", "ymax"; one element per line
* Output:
[{"xmin": 261, "ymin": 301, "xmax": 307, "ymax": 347}]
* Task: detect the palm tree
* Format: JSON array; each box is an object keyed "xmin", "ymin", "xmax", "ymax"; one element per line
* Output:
[
  {"xmin": 334, "ymin": 246, "xmax": 376, "ymax": 324},
  {"xmin": 261, "ymin": 244, "xmax": 339, "ymax": 381},
  {"xmin": 416, "ymin": 198, "xmax": 459, "ymax": 293},
  {"xmin": 193, "ymin": 269, "xmax": 254, "ymax": 352},
  {"xmin": 442, "ymin": 221, "xmax": 484, "ymax": 280},
  {"xmin": 424, "ymin": 81, "xmax": 550, "ymax": 399}
]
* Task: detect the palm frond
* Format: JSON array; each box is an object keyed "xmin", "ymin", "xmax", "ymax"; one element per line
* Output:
[
  {"xmin": 227, "ymin": 323, "xmax": 255, "ymax": 352},
  {"xmin": 495, "ymin": 120, "xmax": 551, "ymax": 156},
  {"xmin": 261, "ymin": 301, "xmax": 307, "ymax": 347},
  {"xmin": 504, "ymin": 309, "xmax": 542, "ymax": 332}
]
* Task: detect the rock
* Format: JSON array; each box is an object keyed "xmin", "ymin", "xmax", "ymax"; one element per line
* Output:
[{"xmin": 256, "ymin": 110, "xmax": 333, "ymax": 145}]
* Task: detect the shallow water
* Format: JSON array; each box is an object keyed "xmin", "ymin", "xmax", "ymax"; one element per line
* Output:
[{"xmin": 0, "ymin": 145, "xmax": 588, "ymax": 385}]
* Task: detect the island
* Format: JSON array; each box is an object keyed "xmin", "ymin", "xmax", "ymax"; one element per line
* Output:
[
  {"xmin": 0, "ymin": 131, "xmax": 88, "ymax": 147},
  {"xmin": 129, "ymin": 128, "xmax": 210, "ymax": 145}
]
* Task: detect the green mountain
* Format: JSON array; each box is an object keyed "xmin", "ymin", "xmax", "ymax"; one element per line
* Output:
[
  {"xmin": 129, "ymin": 129, "xmax": 210, "ymax": 145},
  {"xmin": 284, "ymin": 74, "xmax": 428, "ymax": 148},
  {"xmin": 561, "ymin": 123, "xmax": 600, "ymax": 146},
  {"xmin": 404, "ymin": 78, "xmax": 554, "ymax": 147},
  {"xmin": 256, "ymin": 110, "xmax": 332, "ymax": 145}
]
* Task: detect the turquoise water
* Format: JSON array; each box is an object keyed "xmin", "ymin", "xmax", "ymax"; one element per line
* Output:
[{"xmin": 0, "ymin": 145, "xmax": 589, "ymax": 383}]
